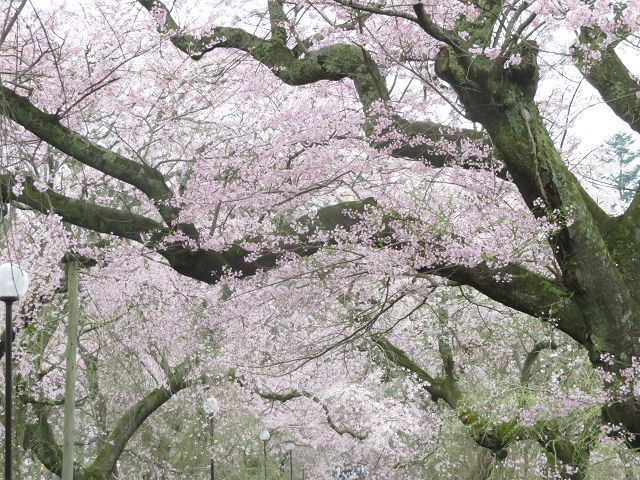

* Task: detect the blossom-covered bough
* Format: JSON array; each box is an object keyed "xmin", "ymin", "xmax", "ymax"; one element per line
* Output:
[{"xmin": 0, "ymin": 0, "xmax": 639, "ymax": 478}]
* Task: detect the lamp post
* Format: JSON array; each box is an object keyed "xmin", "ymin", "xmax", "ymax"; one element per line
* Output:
[
  {"xmin": 0, "ymin": 263, "xmax": 29, "ymax": 480},
  {"xmin": 203, "ymin": 397, "xmax": 219, "ymax": 480},
  {"xmin": 285, "ymin": 442, "xmax": 294, "ymax": 480},
  {"xmin": 259, "ymin": 429, "xmax": 270, "ymax": 480}
]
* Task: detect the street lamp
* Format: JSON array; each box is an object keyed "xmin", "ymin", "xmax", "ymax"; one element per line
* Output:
[
  {"xmin": 285, "ymin": 442, "xmax": 295, "ymax": 480},
  {"xmin": 203, "ymin": 397, "xmax": 219, "ymax": 480},
  {"xmin": 259, "ymin": 429, "xmax": 270, "ymax": 480},
  {"xmin": 0, "ymin": 263, "xmax": 29, "ymax": 480}
]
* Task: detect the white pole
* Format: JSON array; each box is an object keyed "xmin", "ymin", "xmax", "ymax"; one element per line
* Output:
[{"xmin": 62, "ymin": 259, "xmax": 80, "ymax": 480}]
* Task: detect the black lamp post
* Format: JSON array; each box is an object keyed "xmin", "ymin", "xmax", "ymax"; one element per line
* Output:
[
  {"xmin": 259, "ymin": 430, "xmax": 270, "ymax": 480},
  {"xmin": 203, "ymin": 397, "xmax": 219, "ymax": 480},
  {"xmin": 0, "ymin": 263, "xmax": 29, "ymax": 480}
]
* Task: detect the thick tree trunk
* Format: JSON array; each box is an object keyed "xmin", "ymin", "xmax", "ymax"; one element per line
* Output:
[{"xmin": 434, "ymin": 42, "xmax": 640, "ymax": 447}]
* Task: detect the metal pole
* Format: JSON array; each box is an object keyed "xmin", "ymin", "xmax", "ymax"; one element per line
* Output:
[
  {"xmin": 263, "ymin": 440, "xmax": 267, "ymax": 480},
  {"xmin": 289, "ymin": 450, "xmax": 293, "ymax": 480},
  {"xmin": 209, "ymin": 418, "xmax": 215, "ymax": 480},
  {"xmin": 4, "ymin": 300, "xmax": 12, "ymax": 480}
]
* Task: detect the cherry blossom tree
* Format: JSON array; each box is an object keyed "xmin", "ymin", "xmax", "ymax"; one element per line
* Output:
[{"xmin": 0, "ymin": 0, "xmax": 640, "ymax": 478}]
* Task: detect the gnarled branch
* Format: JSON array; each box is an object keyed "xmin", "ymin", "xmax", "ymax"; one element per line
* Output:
[
  {"xmin": 0, "ymin": 85, "xmax": 177, "ymax": 225},
  {"xmin": 1, "ymin": 172, "xmax": 585, "ymax": 348},
  {"xmin": 136, "ymin": 0, "xmax": 500, "ymax": 172},
  {"xmin": 84, "ymin": 360, "xmax": 194, "ymax": 479},
  {"xmin": 253, "ymin": 386, "xmax": 368, "ymax": 440},
  {"xmin": 575, "ymin": 29, "xmax": 640, "ymax": 136},
  {"xmin": 424, "ymin": 263, "xmax": 589, "ymax": 348}
]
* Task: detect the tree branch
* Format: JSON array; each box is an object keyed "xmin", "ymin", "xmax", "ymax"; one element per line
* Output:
[
  {"xmin": 426, "ymin": 263, "xmax": 590, "ymax": 347},
  {"xmin": 0, "ymin": 85, "xmax": 178, "ymax": 225},
  {"xmin": 520, "ymin": 340, "xmax": 558, "ymax": 386},
  {"xmin": 23, "ymin": 404, "xmax": 88, "ymax": 479},
  {"xmin": 372, "ymin": 334, "xmax": 517, "ymax": 456},
  {"xmin": 331, "ymin": 0, "xmax": 418, "ymax": 22},
  {"xmin": 134, "ymin": 0, "xmax": 615, "ymax": 234},
  {"xmin": 373, "ymin": 333, "xmax": 595, "ymax": 474},
  {"xmin": 136, "ymin": 0, "xmax": 501, "ymax": 173},
  {"xmin": 0, "ymin": 174, "xmax": 164, "ymax": 242},
  {"xmin": 371, "ymin": 333, "xmax": 459, "ymax": 405},
  {"xmin": 575, "ymin": 29, "xmax": 640, "ymax": 136},
  {"xmin": 413, "ymin": 3, "xmax": 464, "ymax": 50},
  {"xmin": 84, "ymin": 365, "xmax": 193, "ymax": 478},
  {"xmin": 252, "ymin": 386, "xmax": 368, "ymax": 440},
  {"xmin": 438, "ymin": 337, "xmax": 456, "ymax": 383},
  {"xmin": 268, "ymin": 0, "xmax": 288, "ymax": 45},
  {"xmin": 2, "ymin": 172, "xmax": 584, "ymax": 348}
]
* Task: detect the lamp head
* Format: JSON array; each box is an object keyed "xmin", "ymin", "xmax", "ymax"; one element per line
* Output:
[
  {"xmin": 203, "ymin": 397, "xmax": 220, "ymax": 416},
  {"xmin": 259, "ymin": 430, "xmax": 271, "ymax": 442},
  {"xmin": 0, "ymin": 263, "xmax": 29, "ymax": 302}
]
